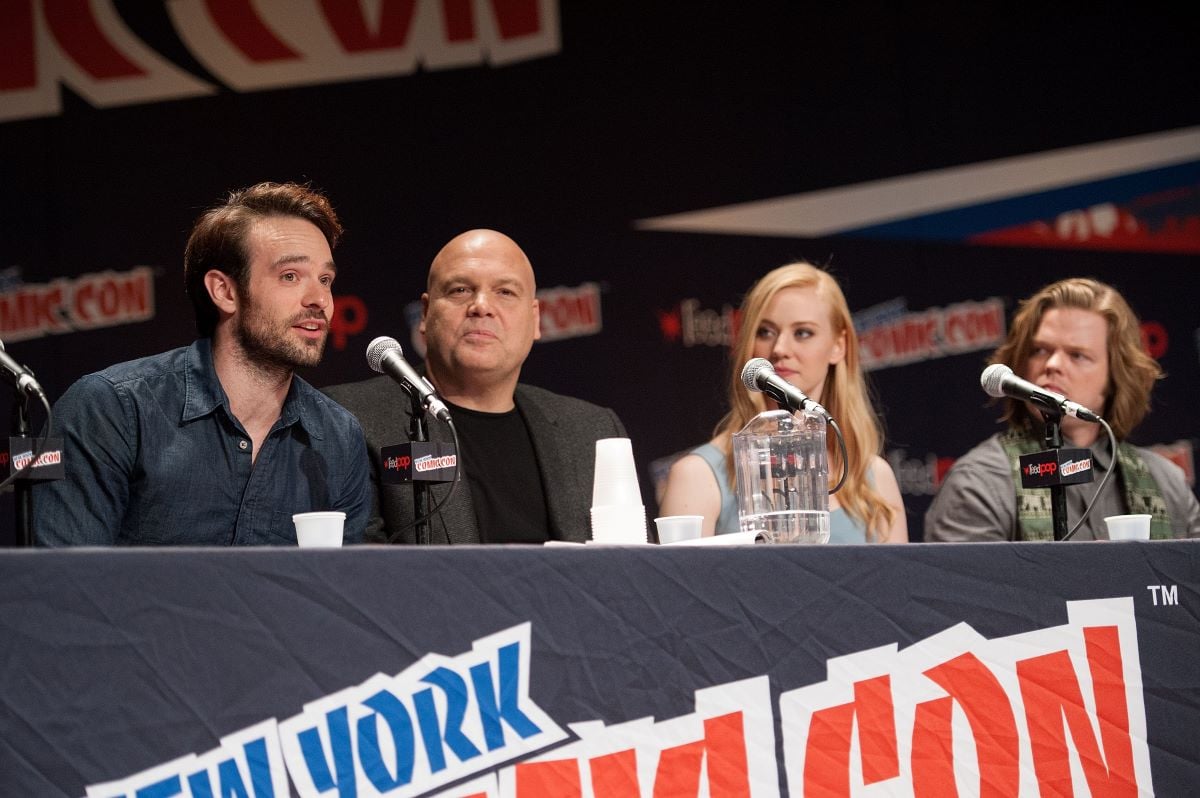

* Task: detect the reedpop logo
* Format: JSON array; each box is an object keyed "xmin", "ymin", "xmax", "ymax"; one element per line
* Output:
[
  {"xmin": 657, "ymin": 299, "xmax": 741, "ymax": 347},
  {"xmin": 887, "ymin": 449, "xmax": 957, "ymax": 496}
]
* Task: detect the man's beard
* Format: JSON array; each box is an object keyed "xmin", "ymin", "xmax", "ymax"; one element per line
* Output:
[{"xmin": 235, "ymin": 299, "xmax": 327, "ymax": 373}]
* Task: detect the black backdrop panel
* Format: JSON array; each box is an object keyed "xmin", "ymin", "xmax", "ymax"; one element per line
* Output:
[{"xmin": 2, "ymin": 5, "xmax": 1198, "ymax": 543}]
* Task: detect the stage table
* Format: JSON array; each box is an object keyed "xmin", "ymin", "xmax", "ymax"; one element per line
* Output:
[{"xmin": 1, "ymin": 541, "xmax": 1196, "ymax": 796}]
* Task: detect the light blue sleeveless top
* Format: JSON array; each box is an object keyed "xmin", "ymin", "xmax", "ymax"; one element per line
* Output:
[{"xmin": 690, "ymin": 443, "xmax": 868, "ymax": 544}]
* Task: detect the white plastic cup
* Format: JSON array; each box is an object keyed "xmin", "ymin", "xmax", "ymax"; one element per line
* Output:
[
  {"xmin": 1104, "ymin": 514, "xmax": 1151, "ymax": 541},
  {"xmin": 293, "ymin": 511, "xmax": 346, "ymax": 548},
  {"xmin": 654, "ymin": 515, "xmax": 704, "ymax": 544},
  {"xmin": 589, "ymin": 504, "xmax": 648, "ymax": 544},
  {"xmin": 592, "ymin": 438, "xmax": 642, "ymax": 507}
]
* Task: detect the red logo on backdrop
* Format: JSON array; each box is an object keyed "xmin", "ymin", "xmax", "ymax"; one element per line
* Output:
[
  {"xmin": 1149, "ymin": 439, "xmax": 1195, "ymax": 487},
  {"xmin": 1141, "ymin": 320, "xmax": 1168, "ymax": 358},
  {"xmin": 329, "ymin": 294, "xmax": 367, "ymax": 351},
  {"xmin": 971, "ymin": 193, "xmax": 1200, "ymax": 254},
  {"xmin": 856, "ymin": 297, "xmax": 1006, "ymax": 371},
  {"xmin": 537, "ymin": 283, "xmax": 603, "ymax": 342},
  {"xmin": 888, "ymin": 449, "xmax": 957, "ymax": 496},
  {"xmin": 658, "ymin": 299, "xmax": 741, "ymax": 347},
  {"xmin": 2, "ymin": 1, "xmax": 562, "ymax": 123},
  {"xmin": 0, "ymin": 267, "xmax": 155, "ymax": 342}
]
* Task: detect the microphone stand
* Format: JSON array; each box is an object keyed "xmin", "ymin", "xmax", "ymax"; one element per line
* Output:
[
  {"xmin": 407, "ymin": 388, "xmax": 431, "ymax": 546},
  {"xmin": 11, "ymin": 392, "xmax": 32, "ymax": 547},
  {"xmin": 1041, "ymin": 413, "xmax": 1069, "ymax": 541}
]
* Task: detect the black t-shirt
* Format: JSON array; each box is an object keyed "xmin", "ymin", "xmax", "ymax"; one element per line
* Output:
[{"xmin": 444, "ymin": 400, "xmax": 552, "ymax": 544}]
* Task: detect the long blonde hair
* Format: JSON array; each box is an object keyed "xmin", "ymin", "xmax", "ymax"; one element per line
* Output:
[{"xmin": 715, "ymin": 263, "xmax": 896, "ymax": 539}]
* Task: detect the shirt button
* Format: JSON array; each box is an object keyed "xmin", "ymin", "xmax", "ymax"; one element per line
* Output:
[{"xmin": 239, "ymin": 440, "xmax": 249, "ymax": 451}]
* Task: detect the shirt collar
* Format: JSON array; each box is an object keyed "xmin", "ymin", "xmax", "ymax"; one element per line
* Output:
[
  {"xmin": 1089, "ymin": 434, "xmax": 1114, "ymax": 472},
  {"xmin": 181, "ymin": 338, "xmax": 225, "ymax": 423},
  {"xmin": 180, "ymin": 338, "xmax": 323, "ymax": 440}
]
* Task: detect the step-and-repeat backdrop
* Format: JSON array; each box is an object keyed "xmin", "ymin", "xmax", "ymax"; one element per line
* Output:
[{"xmin": 2, "ymin": 3, "xmax": 1198, "ymax": 541}]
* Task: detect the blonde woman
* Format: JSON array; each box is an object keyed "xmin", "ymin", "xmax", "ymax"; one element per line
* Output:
[{"xmin": 659, "ymin": 263, "xmax": 907, "ymax": 542}]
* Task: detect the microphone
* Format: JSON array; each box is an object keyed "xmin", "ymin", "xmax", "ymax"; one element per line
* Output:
[
  {"xmin": 980, "ymin": 364, "xmax": 1101, "ymax": 422},
  {"xmin": 741, "ymin": 358, "xmax": 827, "ymax": 416},
  {"xmin": 366, "ymin": 336, "xmax": 451, "ymax": 423},
  {"xmin": 0, "ymin": 339, "xmax": 47, "ymax": 400}
]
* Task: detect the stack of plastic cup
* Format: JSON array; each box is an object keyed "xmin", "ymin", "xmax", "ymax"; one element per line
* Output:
[{"xmin": 590, "ymin": 438, "xmax": 648, "ymax": 544}]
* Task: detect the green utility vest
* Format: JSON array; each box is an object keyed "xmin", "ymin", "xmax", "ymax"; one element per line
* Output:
[{"xmin": 998, "ymin": 429, "xmax": 1172, "ymax": 541}]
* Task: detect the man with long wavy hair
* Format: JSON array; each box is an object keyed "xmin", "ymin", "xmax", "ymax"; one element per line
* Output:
[{"xmin": 926, "ymin": 277, "xmax": 1198, "ymax": 541}]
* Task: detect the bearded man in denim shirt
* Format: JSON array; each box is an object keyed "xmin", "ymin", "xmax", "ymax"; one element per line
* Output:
[{"xmin": 34, "ymin": 183, "xmax": 370, "ymax": 546}]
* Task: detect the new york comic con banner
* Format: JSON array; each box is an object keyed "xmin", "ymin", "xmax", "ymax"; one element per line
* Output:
[
  {"xmin": 0, "ymin": 543, "xmax": 1195, "ymax": 795},
  {"xmin": 1, "ymin": 4, "xmax": 1199, "ymax": 542}
]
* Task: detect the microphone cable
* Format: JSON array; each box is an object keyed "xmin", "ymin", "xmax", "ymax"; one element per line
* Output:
[
  {"xmin": 827, "ymin": 415, "xmax": 848, "ymax": 495},
  {"xmin": 386, "ymin": 416, "xmax": 462, "ymax": 545},
  {"xmin": 1060, "ymin": 416, "xmax": 1118, "ymax": 542}
]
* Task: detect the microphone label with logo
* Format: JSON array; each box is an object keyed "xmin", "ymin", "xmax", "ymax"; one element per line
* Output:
[
  {"xmin": 2, "ymin": 437, "xmax": 66, "ymax": 481},
  {"xmin": 380, "ymin": 442, "xmax": 458, "ymax": 484},
  {"xmin": 1018, "ymin": 448, "xmax": 1095, "ymax": 489}
]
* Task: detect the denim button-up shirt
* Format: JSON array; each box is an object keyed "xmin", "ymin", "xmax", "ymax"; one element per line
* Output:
[{"xmin": 34, "ymin": 339, "xmax": 370, "ymax": 546}]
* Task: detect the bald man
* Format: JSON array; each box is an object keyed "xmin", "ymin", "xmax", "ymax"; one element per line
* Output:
[{"xmin": 324, "ymin": 230, "xmax": 625, "ymax": 544}]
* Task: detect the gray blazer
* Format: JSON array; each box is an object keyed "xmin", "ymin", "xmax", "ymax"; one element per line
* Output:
[{"xmin": 323, "ymin": 375, "xmax": 626, "ymax": 543}]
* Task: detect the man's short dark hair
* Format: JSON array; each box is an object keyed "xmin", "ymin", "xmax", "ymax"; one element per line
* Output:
[{"xmin": 184, "ymin": 182, "xmax": 343, "ymax": 337}]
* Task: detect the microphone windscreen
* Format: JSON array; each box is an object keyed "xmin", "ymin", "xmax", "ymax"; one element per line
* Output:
[
  {"xmin": 366, "ymin": 336, "xmax": 402, "ymax": 374},
  {"xmin": 741, "ymin": 357, "xmax": 773, "ymax": 393},
  {"xmin": 980, "ymin": 363, "xmax": 1012, "ymax": 398}
]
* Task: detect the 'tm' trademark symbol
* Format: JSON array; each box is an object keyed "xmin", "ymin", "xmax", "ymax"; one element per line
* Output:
[{"xmin": 1146, "ymin": 585, "xmax": 1179, "ymax": 606}]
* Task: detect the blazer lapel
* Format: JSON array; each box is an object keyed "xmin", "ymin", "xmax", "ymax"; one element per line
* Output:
[
  {"xmin": 428, "ymin": 411, "xmax": 480, "ymax": 544},
  {"xmin": 516, "ymin": 386, "xmax": 591, "ymax": 542}
]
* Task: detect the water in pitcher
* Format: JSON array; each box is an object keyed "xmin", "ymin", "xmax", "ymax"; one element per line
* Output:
[
  {"xmin": 733, "ymin": 409, "xmax": 830, "ymax": 544},
  {"xmin": 740, "ymin": 510, "xmax": 830, "ymax": 544}
]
